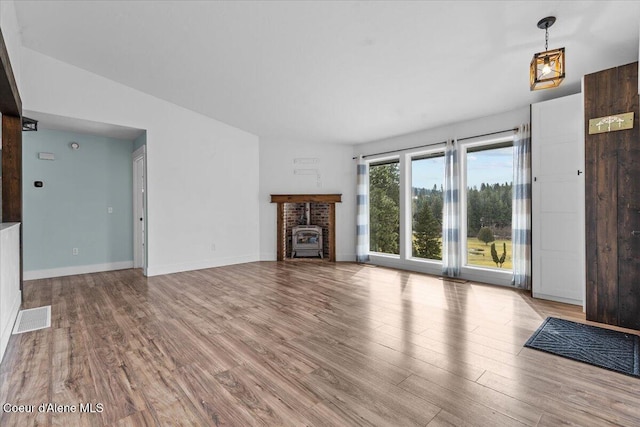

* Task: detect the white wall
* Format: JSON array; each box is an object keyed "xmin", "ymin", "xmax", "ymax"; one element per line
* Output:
[
  {"xmin": 259, "ymin": 139, "xmax": 355, "ymax": 261},
  {"xmin": 356, "ymin": 107, "xmax": 530, "ymax": 157},
  {"xmin": 20, "ymin": 48, "xmax": 260, "ymax": 276},
  {"xmin": 0, "ymin": 0, "xmax": 22, "ymax": 93}
]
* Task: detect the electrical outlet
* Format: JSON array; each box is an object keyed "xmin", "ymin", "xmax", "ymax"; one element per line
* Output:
[
  {"xmin": 72, "ymin": 248, "xmax": 79, "ymax": 255},
  {"xmin": 107, "ymin": 207, "xmax": 113, "ymax": 214}
]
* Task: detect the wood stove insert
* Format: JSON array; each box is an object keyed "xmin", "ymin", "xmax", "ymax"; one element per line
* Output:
[{"xmin": 270, "ymin": 194, "xmax": 342, "ymax": 261}]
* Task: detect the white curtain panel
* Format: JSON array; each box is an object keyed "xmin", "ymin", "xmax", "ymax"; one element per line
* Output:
[
  {"xmin": 356, "ymin": 156, "xmax": 370, "ymax": 263},
  {"xmin": 512, "ymin": 124, "xmax": 532, "ymax": 289},
  {"xmin": 442, "ymin": 139, "xmax": 460, "ymax": 277}
]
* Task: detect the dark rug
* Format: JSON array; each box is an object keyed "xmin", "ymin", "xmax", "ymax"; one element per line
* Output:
[{"xmin": 525, "ymin": 317, "xmax": 640, "ymax": 378}]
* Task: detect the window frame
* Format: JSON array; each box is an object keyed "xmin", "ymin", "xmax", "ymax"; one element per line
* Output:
[
  {"xmin": 367, "ymin": 156, "xmax": 401, "ymax": 259},
  {"xmin": 408, "ymin": 147, "xmax": 446, "ymax": 264},
  {"xmin": 458, "ymin": 135, "xmax": 514, "ymax": 282},
  {"xmin": 367, "ymin": 150, "xmax": 445, "ymax": 277}
]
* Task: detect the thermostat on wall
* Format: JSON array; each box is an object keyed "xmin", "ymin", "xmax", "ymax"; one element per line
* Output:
[{"xmin": 38, "ymin": 152, "xmax": 55, "ymax": 160}]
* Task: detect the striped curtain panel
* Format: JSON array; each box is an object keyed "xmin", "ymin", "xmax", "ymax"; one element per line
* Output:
[
  {"xmin": 356, "ymin": 156, "xmax": 370, "ymax": 263},
  {"xmin": 442, "ymin": 139, "xmax": 460, "ymax": 277},
  {"xmin": 512, "ymin": 124, "xmax": 532, "ymax": 289}
]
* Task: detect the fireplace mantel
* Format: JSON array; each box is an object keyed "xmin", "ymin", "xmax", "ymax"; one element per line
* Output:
[
  {"xmin": 270, "ymin": 194, "xmax": 342, "ymax": 204},
  {"xmin": 270, "ymin": 194, "xmax": 342, "ymax": 261}
]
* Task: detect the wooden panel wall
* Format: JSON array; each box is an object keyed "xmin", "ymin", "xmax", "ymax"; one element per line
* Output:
[
  {"xmin": 2, "ymin": 115, "xmax": 22, "ymax": 223},
  {"xmin": 584, "ymin": 62, "xmax": 640, "ymax": 330}
]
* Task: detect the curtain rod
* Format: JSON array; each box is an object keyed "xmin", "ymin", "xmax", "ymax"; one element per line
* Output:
[
  {"xmin": 352, "ymin": 140, "xmax": 446, "ymax": 160},
  {"xmin": 456, "ymin": 127, "xmax": 519, "ymax": 142},
  {"xmin": 353, "ymin": 127, "xmax": 519, "ymax": 159}
]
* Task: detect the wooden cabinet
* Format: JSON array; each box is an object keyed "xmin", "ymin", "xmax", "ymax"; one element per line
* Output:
[{"xmin": 0, "ymin": 223, "xmax": 21, "ymax": 363}]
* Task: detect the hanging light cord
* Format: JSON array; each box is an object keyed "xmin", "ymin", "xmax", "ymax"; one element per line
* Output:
[{"xmin": 545, "ymin": 25, "xmax": 549, "ymax": 51}]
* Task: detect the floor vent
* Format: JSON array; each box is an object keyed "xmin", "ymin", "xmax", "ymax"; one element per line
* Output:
[{"xmin": 12, "ymin": 306, "xmax": 51, "ymax": 334}]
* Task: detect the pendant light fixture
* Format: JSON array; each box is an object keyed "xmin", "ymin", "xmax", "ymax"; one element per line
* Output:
[{"xmin": 530, "ymin": 16, "xmax": 565, "ymax": 91}]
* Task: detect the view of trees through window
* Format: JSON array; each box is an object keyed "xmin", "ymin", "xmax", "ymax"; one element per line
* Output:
[
  {"xmin": 368, "ymin": 142, "xmax": 514, "ymax": 272},
  {"xmin": 411, "ymin": 154, "xmax": 444, "ymax": 260},
  {"xmin": 466, "ymin": 144, "xmax": 513, "ymax": 270},
  {"xmin": 369, "ymin": 161, "xmax": 400, "ymax": 254}
]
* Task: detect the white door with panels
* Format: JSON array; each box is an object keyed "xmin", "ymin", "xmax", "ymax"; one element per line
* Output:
[{"xmin": 531, "ymin": 93, "xmax": 585, "ymax": 306}]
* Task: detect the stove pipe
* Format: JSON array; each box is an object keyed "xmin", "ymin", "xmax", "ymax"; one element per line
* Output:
[{"xmin": 305, "ymin": 203, "xmax": 311, "ymax": 225}]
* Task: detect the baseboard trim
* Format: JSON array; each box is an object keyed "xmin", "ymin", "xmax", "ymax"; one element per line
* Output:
[
  {"xmin": 146, "ymin": 254, "xmax": 260, "ymax": 277},
  {"xmin": 336, "ymin": 253, "xmax": 356, "ymax": 262},
  {"xmin": 532, "ymin": 292, "xmax": 583, "ymax": 306},
  {"xmin": 24, "ymin": 261, "xmax": 134, "ymax": 280},
  {"xmin": 260, "ymin": 252, "xmax": 277, "ymax": 261}
]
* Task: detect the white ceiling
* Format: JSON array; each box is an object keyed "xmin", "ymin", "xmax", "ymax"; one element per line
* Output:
[{"xmin": 13, "ymin": 1, "xmax": 640, "ymax": 145}]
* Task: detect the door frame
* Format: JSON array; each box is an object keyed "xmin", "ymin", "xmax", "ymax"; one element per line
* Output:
[{"xmin": 132, "ymin": 145, "xmax": 147, "ymax": 274}]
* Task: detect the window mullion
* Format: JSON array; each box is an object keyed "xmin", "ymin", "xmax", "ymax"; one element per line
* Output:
[{"xmin": 399, "ymin": 154, "xmax": 411, "ymax": 261}]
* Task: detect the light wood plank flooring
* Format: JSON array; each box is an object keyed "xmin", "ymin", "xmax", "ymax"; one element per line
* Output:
[{"xmin": 1, "ymin": 261, "xmax": 639, "ymax": 426}]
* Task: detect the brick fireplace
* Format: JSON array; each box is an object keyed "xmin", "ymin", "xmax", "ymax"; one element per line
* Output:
[{"xmin": 270, "ymin": 194, "xmax": 342, "ymax": 261}]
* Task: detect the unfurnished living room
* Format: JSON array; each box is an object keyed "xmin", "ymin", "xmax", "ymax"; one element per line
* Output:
[{"xmin": 1, "ymin": 1, "xmax": 639, "ymax": 426}]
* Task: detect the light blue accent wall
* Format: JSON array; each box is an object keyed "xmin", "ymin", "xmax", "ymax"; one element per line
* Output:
[
  {"xmin": 23, "ymin": 129, "xmax": 134, "ymax": 271},
  {"xmin": 133, "ymin": 131, "xmax": 146, "ymax": 152}
]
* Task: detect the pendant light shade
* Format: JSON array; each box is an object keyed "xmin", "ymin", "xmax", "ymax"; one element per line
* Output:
[{"xmin": 530, "ymin": 17, "xmax": 565, "ymax": 91}]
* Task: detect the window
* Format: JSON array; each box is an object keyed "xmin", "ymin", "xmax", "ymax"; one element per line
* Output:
[
  {"xmin": 369, "ymin": 160, "xmax": 400, "ymax": 255},
  {"xmin": 411, "ymin": 153, "xmax": 444, "ymax": 260},
  {"xmin": 464, "ymin": 143, "xmax": 513, "ymax": 270},
  {"xmin": 364, "ymin": 132, "xmax": 516, "ymax": 285}
]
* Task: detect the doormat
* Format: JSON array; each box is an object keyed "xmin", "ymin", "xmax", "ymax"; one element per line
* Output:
[
  {"xmin": 12, "ymin": 306, "xmax": 51, "ymax": 334},
  {"xmin": 525, "ymin": 317, "xmax": 640, "ymax": 378}
]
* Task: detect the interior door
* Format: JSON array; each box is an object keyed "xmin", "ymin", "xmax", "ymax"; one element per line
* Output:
[
  {"xmin": 133, "ymin": 152, "xmax": 145, "ymax": 269},
  {"xmin": 532, "ymin": 93, "xmax": 585, "ymax": 306}
]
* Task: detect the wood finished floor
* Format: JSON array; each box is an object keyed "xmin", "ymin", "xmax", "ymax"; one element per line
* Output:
[{"xmin": 1, "ymin": 261, "xmax": 639, "ymax": 426}]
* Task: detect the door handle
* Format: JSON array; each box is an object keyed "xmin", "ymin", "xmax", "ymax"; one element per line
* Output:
[{"xmin": 632, "ymin": 231, "xmax": 640, "ymax": 236}]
